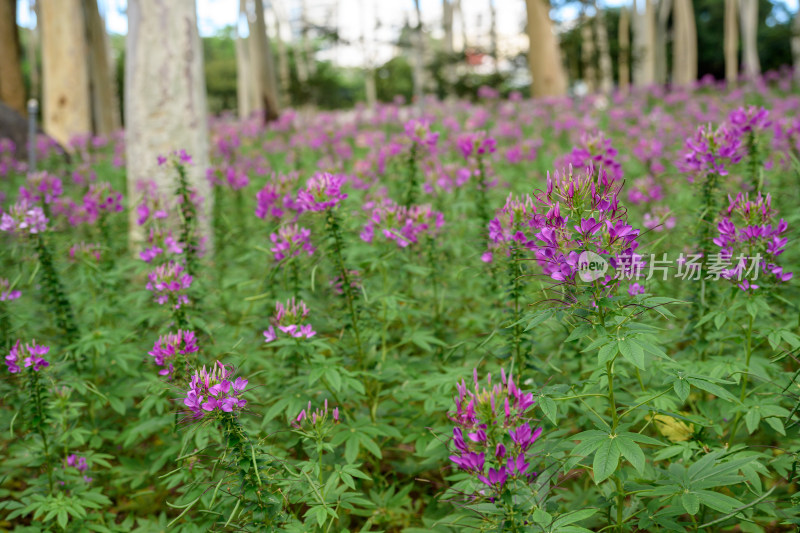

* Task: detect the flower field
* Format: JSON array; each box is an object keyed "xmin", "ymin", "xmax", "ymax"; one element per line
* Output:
[{"xmin": 1, "ymin": 77, "xmax": 800, "ymax": 532}]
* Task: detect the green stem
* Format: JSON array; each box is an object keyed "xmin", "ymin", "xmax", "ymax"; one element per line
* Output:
[
  {"xmin": 728, "ymin": 313, "xmax": 755, "ymax": 445},
  {"xmin": 326, "ymin": 209, "xmax": 364, "ymax": 363}
]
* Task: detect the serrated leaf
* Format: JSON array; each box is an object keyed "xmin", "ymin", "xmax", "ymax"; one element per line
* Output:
[
  {"xmin": 764, "ymin": 416, "xmax": 785, "ymax": 435},
  {"xmin": 616, "ymin": 436, "xmax": 645, "ymax": 473},
  {"xmin": 673, "ymin": 379, "xmax": 690, "ymax": 402},
  {"xmin": 592, "ymin": 437, "xmax": 620, "ymax": 483},
  {"xmin": 681, "ymin": 492, "xmax": 700, "ymax": 515},
  {"xmin": 598, "ymin": 343, "xmax": 618, "ymax": 365},
  {"xmin": 745, "ymin": 408, "xmax": 760, "ymax": 434},
  {"xmin": 619, "ymin": 339, "xmax": 645, "ymax": 369},
  {"xmin": 539, "ymin": 395, "xmax": 557, "ymax": 424}
]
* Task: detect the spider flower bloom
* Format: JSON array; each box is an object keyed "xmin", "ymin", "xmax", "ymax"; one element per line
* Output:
[
  {"xmin": 482, "ymin": 194, "xmax": 538, "ymax": 262},
  {"xmin": 183, "ymin": 361, "xmax": 248, "ymax": 419},
  {"xmin": 65, "ymin": 453, "xmax": 93, "ymax": 483},
  {"xmin": 680, "ymin": 123, "xmax": 743, "ymax": 180},
  {"xmin": 5, "ymin": 340, "xmax": 50, "ymax": 374},
  {"xmin": 263, "ymin": 297, "xmax": 316, "ymax": 342},
  {"xmin": 148, "ymin": 330, "xmax": 199, "ymax": 378},
  {"xmin": 68, "ymin": 242, "xmax": 102, "ymax": 263},
  {"xmin": 361, "ymin": 199, "xmax": 444, "ymax": 248},
  {"xmin": 728, "ymin": 106, "xmax": 771, "ymax": 134},
  {"xmin": 293, "ymin": 398, "xmax": 341, "ymax": 429},
  {"xmin": 562, "ymin": 131, "xmax": 623, "ymax": 182},
  {"xmin": 269, "ymin": 224, "xmax": 315, "ymax": 262},
  {"xmin": 404, "ymin": 118, "xmax": 439, "ymax": 150},
  {"xmin": 713, "ymin": 192, "xmax": 792, "ymax": 288},
  {"xmin": 0, "ymin": 278, "xmax": 21, "ymax": 301},
  {"xmin": 296, "ymin": 172, "xmax": 348, "ymax": 211},
  {"xmin": 457, "ymin": 132, "xmax": 497, "ymax": 160},
  {"xmin": 81, "ymin": 182, "xmax": 124, "ymax": 224},
  {"xmin": 145, "ymin": 261, "xmax": 193, "ymax": 308},
  {"xmin": 19, "ymin": 171, "xmax": 63, "ymax": 204},
  {"xmin": 448, "ymin": 368, "xmax": 542, "ymax": 494},
  {"xmin": 0, "ymin": 200, "xmax": 48, "ymax": 234}
]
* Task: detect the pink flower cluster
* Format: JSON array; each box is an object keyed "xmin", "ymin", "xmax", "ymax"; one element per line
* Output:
[
  {"xmin": 404, "ymin": 119, "xmax": 439, "ymax": 150},
  {"xmin": 562, "ymin": 131, "xmax": 623, "ymax": 182},
  {"xmin": 457, "ymin": 132, "xmax": 497, "ymax": 160},
  {"xmin": 297, "ymin": 172, "xmax": 348, "ymax": 211},
  {"xmin": 269, "ymin": 224, "xmax": 315, "ymax": 263},
  {"xmin": 293, "ymin": 398, "xmax": 340, "ymax": 429},
  {"xmin": 680, "ymin": 123, "xmax": 743, "ymax": 179},
  {"xmin": 0, "ymin": 278, "xmax": 21, "ymax": 302},
  {"xmin": 145, "ymin": 261, "xmax": 193, "ymax": 308},
  {"xmin": 482, "ymin": 194, "xmax": 537, "ymax": 263},
  {"xmin": 360, "ymin": 199, "xmax": 444, "ymax": 248},
  {"xmin": 148, "ymin": 330, "xmax": 199, "ymax": 378},
  {"xmin": 0, "ymin": 200, "xmax": 48, "ymax": 234},
  {"xmin": 5, "ymin": 340, "xmax": 50, "ymax": 374},
  {"xmin": 714, "ymin": 192, "xmax": 791, "ymax": 290},
  {"xmin": 183, "ymin": 362, "xmax": 248, "ymax": 419},
  {"xmin": 263, "ymin": 298, "xmax": 316, "ymax": 342},
  {"xmin": 19, "ymin": 171, "xmax": 63, "ymax": 204},
  {"xmin": 449, "ymin": 368, "xmax": 542, "ymax": 493},
  {"xmin": 65, "ymin": 453, "xmax": 93, "ymax": 483}
]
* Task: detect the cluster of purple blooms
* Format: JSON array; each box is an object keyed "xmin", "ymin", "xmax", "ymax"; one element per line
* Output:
[
  {"xmin": 482, "ymin": 194, "xmax": 537, "ymax": 264},
  {"xmin": 1, "ymin": 278, "xmax": 21, "ymax": 301},
  {"xmin": 404, "ymin": 119, "xmax": 440, "ymax": 151},
  {"xmin": 183, "ymin": 361, "xmax": 248, "ymax": 419},
  {"xmin": 68, "ymin": 242, "xmax": 103, "ymax": 263},
  {"xmin": 296, "ymin": 172, "xmax": 348, "ymax": 212},
  {"xmin": 561, "ymin": 131, "xmax": 623, "ymax": 182},
  {"xmin": 360, "ymin": 199, "xmax": 444, "ymax": 248},
  {"xmin": 263, "ymin": 298, "xmax": 316, "ymax": 342},
  {"xmin": 148, "ymin": 330, "xmax": 199, "ymax": 378},
  {"xmin": 269, "ymin": 224, "xmax": 315, "ymax": 263},
  {"xmin": 449, "ymin": 368, "xmax": 542, "ymax": 494},
  {"xmin": 456, "ymin": 131, "xmax": 497, "ymax": 160},
  {"xmin": 145, "ymin": 261, "xmax": 193, "ymax": 308},
  {"xmin": 5, "ymin": 340, "xmax": 50, "ymax": 374},
  {"xmin": 0, "ymin": 199, "xmax": 48, "ymax": 235},
  {"xmin": 20, "ymin": 171, "xmax": 63, "ymax": 205},
  {"xmin": 681, "ymin": 122, "xmax": 743, "ymax": 179},
  {"xmin": 255, "ymin": 173, "xmax": 298, "ymax": 220},
  {"xmin": 713, "ymin": 192, "xmax": 791, "ymax": 290},
  {"xmin": 64, "ymin": 454, "xmax": 92, "ymax": 483},
  {"xmin": 157, "ymin": 149, "xmax": 193, "ymax": 167},
  {"xmin": 293, "ymin": 399, "xmax": 340, "ymax": 429}
]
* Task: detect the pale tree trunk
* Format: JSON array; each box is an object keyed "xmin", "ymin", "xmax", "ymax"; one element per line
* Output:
[
  {"xmin": 0, "ymin": 0, "xmax": 26, "ymax": 115},
  {"xmin": 525, "ymin": 0, "xmax": 568, "ymax": 97},
  {"xmin": 738, "ymin": 0, "xmax": 760, "ymax": 78},
  {"xmin": 361, "ymin": 0, "xmax": 377, "ymax": 108},
  {"xmin": 633, "ymin": 0, "xmax": 656, "ymax": 86},
  {"xmin": 793, "ymin": 8, "xmax": 800, "ymax": 85},
  {"xmin": 247, "ymin": 0, "xmax": 280, "ymax": 121},
  {"xmin": 671, "ymin": 0, "xmax": 697, "ymax": 86},
  {"xmin": 619, "ymin": 6, "xmax": 630, "ymax": 95},
  {"xmin": 580, "ymin": 12, "xmax": 596, "ymax": 93},
  {"xmin": 412, "ymin": 0, "xmax": 425, "ymax": 106},
  {"xmin": 40, "ymin": 0, "xmax": 91, "ymax": 146},
  {"xmin": 489, "ymin": 0, "xmax": 498, "ymax": 74},
  {"xmin": 271, "ymin": 3, "xmax": 291, "ymax": 108},
  {"xmin": 236, "ymin": 0, "xmax": 254, "ymax": 119},
  {"xmin": 724, "ymin": 0, "xmax": 739, "ymax": 83},
  {"xmin": 594, "ymin": 1, "xmax": 614, "ymax": 94},
  {"xmin": 126, "ymin": 0, "xmax": 211, "ymax": 247},
  {"xmin": 654, "ymin": 0, "xmax": 672, "ymax": 84},
  {"xmin": 85, "ymin": 0, "xmax": 119, "ymax": 135},
  {"xmin": 455, "ymin": 0, "xmax": 468, "ymax": 50}
]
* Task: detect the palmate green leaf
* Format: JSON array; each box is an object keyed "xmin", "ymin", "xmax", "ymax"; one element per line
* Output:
[
  {"xmin": 685, "ymin": 377, "xmax": 739, "ymax": 403},
  {"xmin": 681, "ymin": 492, "xmax": 700, "ymax": 515},
  {"xmin": 764, "ymin": 417, "xmax": 786, "ymax": 435},
  {"xmin": 673, "ymin": 378, "xmax": 690, "ymax": 402},
  {"xmin": 615, "ymin": 436, "xmax": 645, "ymax": 473},
  {"xmin": 592, "ymin": 437, "xmax": 620, "ymax": 483},
  {"xmin": 745, "ymin": 408, "xmax": 761, "ymax": 434},
  {"xmin": 598, "ymin": 342, "xmax": 618, "ymax": 365},
  {"xmin": 618, "ymin": 339, "xmax": 645, "ymax": 369},
  {"xmin": 539, "ymin": 395, "xmax": 558, "ymax": 425},
  {"xmin": 695, "ymin": 490, "xmax": 745, "ymax": 513}
]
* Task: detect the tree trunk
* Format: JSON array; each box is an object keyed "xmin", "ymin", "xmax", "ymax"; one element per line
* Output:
[
  {"xmin": 633, "ymin": 0, "xmax": 656, "ymax": 86},
  {"xmin": 271, "ymin": 2, "xmax": 291, "ymax": 108},
  {"xmin": 126, "ymin": 0, "xmax": 211, "ymax": 248},
  {"xmin": 738, "ymin": 0, "xmax": 759, "ymax": 79},
  {"xmin": 247, "ymin": 0, "xmax": 280, "ymax": 121},
  {"xmin": 525, "ymin": 0, "xmax": 568, "ymax": 97},
  {"xmin": 654, "ymin": 0, "xmax": 672, "ymax": 84},
  {"xmin": 0, "ymin": 0, "xmax": 26, "ymax": 116},
  {"xmin": 580, "ymin": 12, "xmax": 596, "ymax": 93},
  {"xmin": 455, "ymin": 0, "xmax": 468, "ymax": 51},
  {"xmin": 619, "ymin": 6, "xmax": 630, "ymax": 95},
  {"xmin": 236, "ymin": 0, "xmax": 255, "ymax": 118},
  {"xmin": 40, "ymin": 0, "xmax": 91, "ymax": 146},
  {"xmin": 412, "ymin": 0, "xmax": 425, "ymax": 106},
  {"xmin": 594, "ymin": 1, "xmax": 614, "ymax": 94},
  {"xmin": 671, "ymin": 0, "xmax": 697, "ymax": 86},
  {"xmin": 793, "ymin": 8, "xmax": 800, "ymax": 85},
  {"xmin": 85, "ymin": 0, "xmax": 119, "ymax": 135},
  {"xmin": 724, "ymin": 0, "xmax": 738, "ymax": 84}
]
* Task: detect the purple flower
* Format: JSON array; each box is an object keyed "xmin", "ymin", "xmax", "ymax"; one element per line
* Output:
[
  {"xmin": 148, "ymin": 330, "xmax": 199, "ymax": 379},
  {"xmin": 296, "ymin": 172, "xmax": 348, "ymax": 211},
  {"xmin": 270, "ymin": 224, "xmax": 315, "ymax": 263},
  {"xmin": 6, "ymin": 340, "xmax": 50, "ymax": 374},
  {"xmin": 0, "ymin": 199, "xmax": 48, "ymax": 234},
  {"xmin": 263, "ymin": 298, "xmax": 316, "ymax": 343},
  {"xmin": 145, "ymin": 261, "xmax": 193, "ymax": 308},
  {"xmin": 292, "ymin": 398, "xmax": 341, "ymax": 429},
  {"xmin": 183, "ymin": 362, "xmax": 247, "ymax": 419},
  {"xmin": 0, "ymin": 278, "xmax": 21, "ymax": 302}
]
